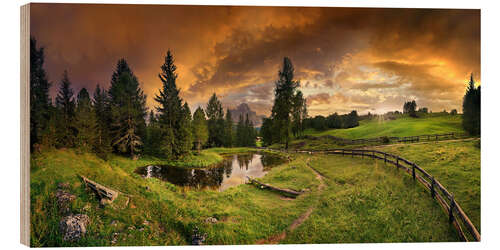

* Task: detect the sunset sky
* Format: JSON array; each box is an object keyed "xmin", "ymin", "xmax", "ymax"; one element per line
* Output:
[{"xmin": 30, "ymin": 3, "xmax": 480, "ymax": 117}]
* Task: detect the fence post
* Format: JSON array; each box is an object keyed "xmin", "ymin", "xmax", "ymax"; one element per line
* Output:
[
  {"xmin": 412, "ymin": 164, "xmax": 416, "ymax": 180},
  {"xmin": 431, "ymin": 177, "xmax": 436, "ymax": 198},
  {"xmin": 384, "ymin": 153, "xmax": 387, "ymax": 163},
  {"xmin": 372, "ymin": 151, "xmax": 375, "ymax": 158},
  {"xmin": 361, "ymin": 150, "xmax": 364, "ymax": 158},
  {"xmin": 396, "ymin": 157, "xmax": 399, "ymax": 168},
  {"xmin": 449, "ymin": 195, "xmax": 456, "ymax": 223}
]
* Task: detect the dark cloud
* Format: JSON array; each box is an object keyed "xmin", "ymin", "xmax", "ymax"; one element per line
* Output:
[{"xmin": 30, "ymin": 4, "xmax": 480, "ymax": 117}]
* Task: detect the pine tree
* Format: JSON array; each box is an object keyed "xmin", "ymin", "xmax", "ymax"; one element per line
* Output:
[
  {"xmin": 144, "ymin": 110, "xmax": 163, "ymax": 156},
  {"xmin": 30, "ymin": 37, "xmax": 53, "ymax": 151},
  {"xmin": 291, "ymin": 90, "xmax": 306, "ymax": 137},
  {"xmin": 55, "ymin": 70, "xmax": 76, "ymax": 148},
  {"xmin": 93, "ymin": 84, "xmax": 112, "ymax": 159},
  {"xmin": 177, "ymin": 102, "xmax": 193, "ymax": 156},
  {"xmin": 154, "ymin": 50, "xmax": 192, "ymax": 158},
  {"xmin": 206, "ymin": 93, "xmax": 225, "ymax": 147},
  {"xmin": 244, "ymin": 113, "xmax": 256, "ymax": 146},
  {"xmin": 192, "ymin": 107, "xmax": 209, "ymax": 153},
  {"xmin": 270, "ymin": 57, "xmax": 300, "ymax": 149},
  {"xmin": 462, "ymin": 73, "xmax": 481, "ymax": 135},
  {"xmin": 236, "ymin": 114, "xmax": 244, "ymax": 146},
  {"xmin": 74, "ymin": 88, "xmax": 97, "ymax": 152},
  {"xmin": 223, "ymin": 109, "xmax": 233, "ymax": 147},
  {"xmin": 260, "ymin": 118, "xmax": 273, "ymax": 146},
  {"xmin": 108, "ymin": 60, "xmax": 147, "ymax": 159}
]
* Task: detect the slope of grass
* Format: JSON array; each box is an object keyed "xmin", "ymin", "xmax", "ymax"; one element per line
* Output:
[
  {"xmin": 30, "ymin": 148, "xmax": 461, "ymax": 246},
  {"xmin": 304, "ymin": 114, "xmax": 465, "ymax": 139},
  {"xmin": 283, "ymin": 154, "xmax": 458, "ymax": 243},
  {"xmin": 370, "ymin": 139, "xmax": 481, "ymax": 232},
  {"xmin": 30, "ymin": 149, "xmax": 314, "ymax": 246}
]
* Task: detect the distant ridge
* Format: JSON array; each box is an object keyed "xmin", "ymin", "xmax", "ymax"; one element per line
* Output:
[{"xmin": 228, "ymin": 103, "xmax": 265, "ymax": 127}]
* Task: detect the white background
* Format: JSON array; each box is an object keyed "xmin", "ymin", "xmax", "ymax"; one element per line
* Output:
[{"xmin": 0, "ymin": 0, "xmax": 499, "ymax": 249}]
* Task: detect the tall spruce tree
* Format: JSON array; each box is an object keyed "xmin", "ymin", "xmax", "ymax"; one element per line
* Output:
[
  {"xmin": 93, "ymin": 84, "xmax": 112, "ymax": 158},
  {"xmin": 291, "ymin": 90, "xmax": 306, "ymax": 137},
  {"xmin": 270, "ymin": 57, "xmax": 300, "ymax": 149},
  {"xmin": 155, "ymin": 50, "xmax": 192, "ymax": 158},
  {"xmin": 236, "ymin": 114, "xmax": 245, "ymax": 146},
  {"xmin": 462, "ymin": 73, "xmax": 481, "ymax": 135},
  {"xmin": 260, "ymin": 117, "xmax": 273, "ymax": 146},
  {"xmin": 144, "ymin": 110, "xmax": 163, "ymax": 156},
  {"xmin": 206, "ymin": 93, "xmax": 225, "ymax": 147},
  {"xmin": 30, "ymin": 37, "xmax": 53, "ymax": 151},
  {"xmin": 178, "ymin": 102, "xmax": 193, "ymax": 155},
  {"xmin": 244, "ymin": 113, "xmax": 256, "ymax": 146},
  {"xmin": 55, "ymin": 70, "xmax": 76, "ymax": 148},
  {"xmin": 108, "ymin": 60, "xmax": 147, "ymax": 158},
  {"xmin": 74, "ymin": 88, "xmax": 97, "ymax": 152},
  {"xmin": 192, "ymin": 107, "xmax": 209, "ymax": 153},
  {"xmin": 223, "ymin": 109, "xmax": 234, "ymax": 147}
]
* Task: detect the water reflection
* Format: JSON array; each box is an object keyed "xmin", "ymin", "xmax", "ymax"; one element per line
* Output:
[{"xmin": 135, "ymin": 153, "xmax": 284, "ymax": 191}]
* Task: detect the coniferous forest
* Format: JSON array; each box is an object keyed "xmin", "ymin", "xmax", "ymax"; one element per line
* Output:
[{"xmin": 29, "ymin": 37, "xmax": 311, "ymax": 159}]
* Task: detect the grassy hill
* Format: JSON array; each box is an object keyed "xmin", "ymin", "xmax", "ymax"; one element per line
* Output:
[
  {"xmin": 30, "ymin": 148, "xmax": 460, "ymax": 246},
  {"xmin": 369, "ymin": 139, "xmax": 481, "ymax": 233},
  {"xmin": 304, "ymin": 114, "xmax": 465, "ymax": 139}
]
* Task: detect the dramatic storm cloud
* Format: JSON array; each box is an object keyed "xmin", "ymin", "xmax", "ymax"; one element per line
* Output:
[{"xmin": 31, "ymin": 4, "xmax": 480, "ymax": 117}]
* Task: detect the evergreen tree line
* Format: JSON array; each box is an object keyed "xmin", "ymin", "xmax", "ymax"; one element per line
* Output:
[
  {"xmin": 302, "ymin": 111, "xmax": 360, "ymax": 131},
  {"xmin": 29, "ymin": 37, "xmax": 256, "ymax": 160},
  {"xmin": 236, "ymin": 114, "xmax": 257, "ymax": 147}
]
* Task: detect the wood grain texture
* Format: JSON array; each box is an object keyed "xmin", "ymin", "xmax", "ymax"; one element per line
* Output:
[{"xmin": 20, "ymin": 3, "xmax": 30, "ymax": 246}]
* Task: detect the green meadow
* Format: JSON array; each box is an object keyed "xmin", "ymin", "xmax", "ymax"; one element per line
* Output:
[
  {"xmin": 30, "ymin": 146, "xmax": 461, "ymax": 246},
  {"xmin": 369, "ymin": 139, "xmax": 481, "ymax": 232},
  {"xmin": 304, "ymin": 114, "xmax": 465, "ymax": 139}
]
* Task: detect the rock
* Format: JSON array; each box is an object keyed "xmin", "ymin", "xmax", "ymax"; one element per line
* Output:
[
  {"xmin": 56, "ymin": 189, "xmax": 76, "ymax": 215},
  {"xmin": 191, "ymin": 227, "xmax": 206, "ymax": 245},
  {"xmin": 111, "ymin": 233, "xmax": 119, "ymax": 244},
  {"xmin": 59, "ymin": 214, "xmax": 90, "ymax": 242},
  {"xmin": 204, "ymin": 217, "xmax": 218, "ymax": 224}
]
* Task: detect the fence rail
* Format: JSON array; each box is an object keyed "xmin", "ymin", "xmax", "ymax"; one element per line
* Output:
[
  {"xmin": 304, "ymin": 132, "xmax": 469, "ymax": 145},
  {"xmin": 275, "ymin": 148, "xmax": 480, "ymax": 242}
]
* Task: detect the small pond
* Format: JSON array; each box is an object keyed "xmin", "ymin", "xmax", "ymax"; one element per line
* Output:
[{"xmin": 135, "ymin": 153, "xmax": 285, "ymax": 191}]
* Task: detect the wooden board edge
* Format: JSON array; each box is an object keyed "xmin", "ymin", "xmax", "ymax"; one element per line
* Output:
[{"xmin": 20, "ymin": 3, "xmax": 30, "ymax": 247}]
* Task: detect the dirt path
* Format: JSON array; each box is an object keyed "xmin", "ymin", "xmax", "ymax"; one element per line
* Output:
[{"xmin": 256, "ymin": 157, "xmax": 325, "ymax": 244}]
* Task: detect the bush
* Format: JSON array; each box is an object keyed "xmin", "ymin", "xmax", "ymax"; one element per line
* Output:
[{"xmin": 381, "ymin": 136, "xmax": 390, "ymax": 144}]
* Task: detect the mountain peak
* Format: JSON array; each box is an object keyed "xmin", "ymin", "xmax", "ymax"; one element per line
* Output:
[{"xmin": 229, "ymin": 103, "xmax": 264, "ymax": 127}]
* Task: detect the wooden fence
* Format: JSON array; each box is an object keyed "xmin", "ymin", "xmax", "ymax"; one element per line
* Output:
[
  {"xmin": 284, "ymin": 148, "xmax": 480, "ymax": 242},
  {"xmin": 308, "ymin": 132, "xmax": 469, "ymax": 145}
]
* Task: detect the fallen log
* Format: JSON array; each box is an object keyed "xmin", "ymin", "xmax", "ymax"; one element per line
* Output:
[
  {"xmin": 246, "ymin": 177, "xmax": 303, "ymax": 198},
  {"xmin": 79, "ymin": 175, "xmax": 119, "ymax": 202}
]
